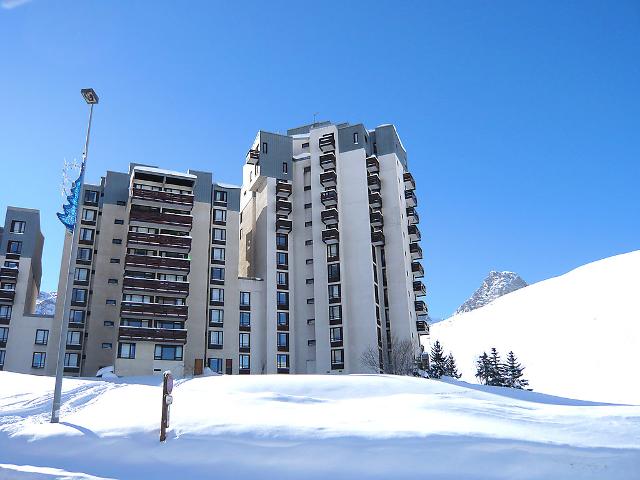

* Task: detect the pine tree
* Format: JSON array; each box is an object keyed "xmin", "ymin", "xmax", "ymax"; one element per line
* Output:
[
  {"xmin": 504, "ymin": 351, "xmax": 529, "ymax": 389},
  {"xmin": 444, "ymin": 353, "xmax": 462, "ymax": 379},
  {"xmin": 475, "ymin": 352, "xmax": 491, "ymax": 385},
  {"xmin": 487, "ymin": 348, "xmax": 506, "ymax": 386},
  {"xmin": 428, "ymin": 340, "xmax": 447, "ymax": 378}
]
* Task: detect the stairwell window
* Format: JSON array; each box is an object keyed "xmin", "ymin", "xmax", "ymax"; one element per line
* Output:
[
  {"xmin": 239, "ymin": 333, "xmax": 250, "ymax": 348},
  {"xmin": 353, "ymin": 132, "xmax": 359, "ymax": 144},
  {"xmin": 209, "ymin": 309, "xmax": 224, "ymax": 325},
  {"xmin": 214, "ymin": 190, "xmax": 228, "ymax": 203},
  {"xmin": 82, "ymin": 209, "xmax": 97, "ymax": 222},
  {"xmin": 74, "ymin": 268, "xmax": 89, "ymax": 282},
  {"xmin": 282, "ymin": 162, "xmax": 288, "ymax": 174},
  {"xmin": 0, "ymin": 306, "xmax": 12, "ymax": 320},
  {"xmin": 0, "ymin": 327, "xmax": 7, "ymax": 343},
  {"xmin": 67, "ymin": 331, "xmax": 82, "ymax": 346},
  {"xmin": 277, "ymin": 354, "xmax": 289, "ymax": 369},
  {"xmin": 209, "ymin": 331, "xmax": 224, "ymax": 348},
  {"xmin": 10, "ymin": 220, "xmax": 25, "ymax": 233},
  {"xmin": 239, "ymin": 354, "xmax": 250, "ymax": 370},
  {"xmin": 71, "ymin": 288, "xmax": 87, "ymax": 303},
  {"xmin": 6, "ymin": 241, "xmax": 22, "ymax": 254},
  {"xmin": 64, "ymin": 353, "xmax": 80, "ymax": 367},
  {"xmin": 35, "ymin": 329, "xmax": 49, "ymax": 345},
  {"xmin": 262, "ymin": 142, "xmax": 268, "ymax": 154},
  {"xmin": 240, "ymin": 291, "xmax": 251, "ymax": 307},
  {"xmin": 240, "ymin": 311, "xmax": 251, "ymax": 327},
  {"xmin": 32, "ymin": 352, "xmax": 46, "ymax": 369}
]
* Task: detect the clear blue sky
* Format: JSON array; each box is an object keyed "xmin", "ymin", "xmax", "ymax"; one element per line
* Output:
[{"xmin": 1, "ymin": 1, "xmax": 638, "ymax": 318}]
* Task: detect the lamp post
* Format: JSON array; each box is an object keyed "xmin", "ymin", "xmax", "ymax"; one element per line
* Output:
[{"xmin": 51, "ymin": 88, "xmax": 99, "ymax": 423}]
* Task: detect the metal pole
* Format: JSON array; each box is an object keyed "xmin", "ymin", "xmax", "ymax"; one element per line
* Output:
[{"xmin": 51, "ymin": 103, "xmax": 94, "ymax": 423}]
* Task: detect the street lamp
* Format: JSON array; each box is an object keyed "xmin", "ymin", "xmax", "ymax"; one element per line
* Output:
[{"xmin": 51, "ymin": 88, "xmax": 99, "ymax": 423}]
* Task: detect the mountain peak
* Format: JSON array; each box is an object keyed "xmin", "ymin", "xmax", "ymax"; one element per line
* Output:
[{"xmin": 455, "ymin": 271, "xmax": 527, "ymax": 315}]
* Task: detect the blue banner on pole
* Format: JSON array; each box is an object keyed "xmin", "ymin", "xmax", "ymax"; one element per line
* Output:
[{"xmin": 56, "ymin": 164, "xmax": 85, "ymax": 232}]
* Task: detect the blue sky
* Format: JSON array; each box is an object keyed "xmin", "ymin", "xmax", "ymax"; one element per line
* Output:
[{"xmin": 1, "ymin": 1, "xmax": 638, "ymax": 318}]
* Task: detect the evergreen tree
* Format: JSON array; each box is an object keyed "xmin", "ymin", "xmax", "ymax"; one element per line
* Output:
[
  {"xmin": 487, "ymin": 347, "xmax": 506, "ymax": 386},
  {"xmin": 475, "ymin": 352, "xmax": 491, "ymax": 385},
  {"xmin": 504, "ymin": 351, "xmax": 529, "ymax": 389},
  {"xmin": 444, "ymin": 353, "xmax": 462, "ymax": 379},
  {"xmin": 428, "ymin": 340, "xmax": 447, "ymax": 378}
]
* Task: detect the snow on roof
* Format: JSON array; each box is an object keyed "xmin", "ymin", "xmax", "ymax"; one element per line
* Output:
[
  {"xmin": 215, "ymin": 182, "xmax": 241, "ymax": 189},
  {"xmin": 293, "ymin": 153, "xmax": 311, "ymax": 160},
  {"xmin": 133, "ymin": 165, "xmax": 197, "ymax": 180},
  {"xmin": 290, "ymin": 134, "xmax": 310, "ymax": 140}
]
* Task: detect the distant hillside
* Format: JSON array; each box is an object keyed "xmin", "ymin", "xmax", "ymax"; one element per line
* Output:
[{"xmin": 455, "ymin": 271, "xmax": 527, "ymax": 314}]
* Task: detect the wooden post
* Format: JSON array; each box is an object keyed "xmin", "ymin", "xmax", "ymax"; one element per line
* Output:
[{"xmin": 160, "ymin": 371, "xmax": 173, "ymax": 442}]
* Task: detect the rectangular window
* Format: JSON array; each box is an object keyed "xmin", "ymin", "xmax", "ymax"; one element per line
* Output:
[
  {"xmin": 239, "ymin": 354, "xmax": 250, "ymax": 370},
  {"xmin": 209, "ymin": 330, "xmax": 223, "ymax": 347},
  {"xmin": 3, "ymin": 261, "xmax": 18, "ymax": 268},
  {"xmin": 108, "ymin": 278, "xmax": 118, "ymax": 284},
  {"xmin": 64, "ymin": 352, "xmax": 80, "ymax": 367},
  {"xmin": 32, "ymin": 352, "xmax": 46, "ymax": 369},
  {"xmin": 106, "ymin": 299, "xmax": 117, "ymax": 305},
  {"xmin": 211, "ymin": 247, "xmax": 226, "ymax": 261},
  {"xmin": 306, "ymin": 278, "xmax": 314, "ymax": 285},
  {"xmin": 6, "ymin": 241, "xmax": 22, "ymax": 254},
  {"xmin": 277, "ymin": 332, "xmax": 289, "ymax": 348},
  {"xmin": 304, "ymin": 203, "xmax": 311, "ymax": 209},
  {"xmin": 305, "ymin": 221, "xmax": 312, "ymax": 227},
  {"xmin": 327, "ymin": 243, "xmax": 339, "ymax": 260},
  {"xmin": 240, "ymin": 291, "xmax": 251, "ymax": 306},
  {"xmin": 209, "ymin": 309, "xmax": 224, "ymax": 325},
  {"xmin": 277, "ymin": 312, "xmax": 289, "ymax": 326},
  {"xmin": 276, "ymin": 234, "xmax": 288, "ymax": 249},
  {"xmin": 210, "ymin": 288, "xmax": 224, "ymax": 303},
  {"xmin": 276, "ymin": 252, "xmax": 288, "ymax": 268},
  {"xmin": 214, "ymin": 190, "xmax": 228, "ymax": 203},
  {"xmin": 104, "ymin": 320, "xmax": 114, "ymax": 327},
  {"xmin": 0, "ymin": 327, "xmax": 8, "ymax": 343},
  {"xmin": 305, "ymin": 258, "xmax": 313, "ymax": 265},
  {"xmin": 79, "ymin": 228, "xmax": 94, "ymax": 242},
  {"xmin": 277, "ymin": 291, "xmax": 289, "ymax": 308},
  {"xmin": 112, "ymin": 238, "xmax": 122, "ymax": 245},
  {"xmin": 328, "ymin": 263, "xmax": 340, "ymax": 283},
  {"xmin": 82, "ymin": 209, "xmax": 97, "ymax": 221},
  {"xmin": 277, "ymin": 354, "xmax": 289, "ymax": 369},
  {"xmin": 208, "ymin": 357, "xmax": 223, "ymax": 373},
  {"xmin": 68, "ymin": 310, "xmax": 85, "ymax": 324},
  {"xmin": 110, "ymin": 258, "xmax": 121, "ymax": 264},
  {"xmin": 328, "ymin": 284, "xmax": 341, "ymax": 301},
  {"xmin": 0, "ymin": 350, "xmax": 5, "ymax": 365},
  {"xmin": 213, "ymin": 209, "xmax": 227, "ymax": 223},
  {"xmin": 0, "ymin": 305, "xmax": 12, "ymax": 320},
  {"xmin": 154, "ymin": 344, "xmax": 183, "ymax": 361},
  {"xmin": 211, "ymin": 267, "xmax": 225, "ymax": 281},
  {"xmin": 282, "ymin": 162, "xmax": 288, "ymax": 174},
  {"xmin": 329, "ymin": 305, "xmax": 342, "ymax": 321},
  {"xmin": 77, "ymin": 247, "xmax": 92, "ymax": 261},
  {"xmin": 262, "ymin": 142, "xmax": 268, "ymax": 154},
  {"xmin": 277, "ymin": 271, "xmax": 288, "ymax": 287},
  {"xmin": 302, "ymin": 143, "xmax": 309, "ymax": 149},
  {"xmin": 306, "ymin": 298, "xmax": 314, "ymax": 304},
  {"xmin": 353, "ymin": 132, "xmax": 359, "ymax": 144},
  {"xmin": 74, "ymin": 268, "xmax": 89, "ymax": 282},
  {"xmin": 239, "ymin": 311, "xmax": 251, "ymax": 327},
  {"xmin": 331, "ymin": 349, "xmax": 344, "ymax": 365},
  {"xmin": 118, "ymin": 342, "xmax": 136, "ymax": 359},
  {"xmin": 212, "ymin": 228, "xmax": 226, "ymax": 242},
  {"xmin": 35, "ymin": 329, "xmax": 49, "ymax": 345},
  {"xmin": 330, "ymin": 327, "xmax": 343, "ymax": 343},
  {"xmin": 71, "ymin": 288, "xmax": 87, "ymax": 303},
  {"xmin": 102, "ymin": 343, "xmax": 113, "ymax": 349},
  {"xmin": 10, "ymin": 220, "xmax": 26, "ymax": 233},
  {"xmin": 84, "ymin": 190, "xmax": 99, "ymax": 203},
  {"xmin": 114, "ymin": 219, "xmax": 124, "ymax": 225},
  {"xmin": 239, "ymin": 333, "xmax": 250, "ymax": 348},
  {"xmin": 67, "ymin": 331, "xmax": 82, "ymax": 345},
  {"xmin": 305, "ymin": 239, "xmax": 313, "ymax": 246}
]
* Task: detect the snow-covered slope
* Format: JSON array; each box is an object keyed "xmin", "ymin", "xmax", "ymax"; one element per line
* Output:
[
  {"xmin": 455, "ymin": 271, "xmax": 528, "ymax": 314},
  {"xmin": 0, "ymin": 372, "xmax": 638, "ymax": 479},
  {"xmin": 431, "ymin": 251, "xmax": 640, "ymax": 405},
  {"xmin": 34, "ymin": 292, "xmax": 57, "ymax": 316}
]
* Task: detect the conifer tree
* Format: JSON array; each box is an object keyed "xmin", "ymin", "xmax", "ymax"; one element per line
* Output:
[
  {"xmin": 475, "ymin": 352, "xmax": 491, "ymax": 385},
  {"xmin": 488, "ymin": 347, "xmax": 506, "ymax": 386},
  {"xmin": 504, "ymin": 351, "xmax": 529, "ymax": 389},
  {"xmin": 428, "ymin": 340, "xmax": 447, "ymax": 379},
  {"xmin": 444, "ymin": 353, "xmax": 462, "ymax": 379}
]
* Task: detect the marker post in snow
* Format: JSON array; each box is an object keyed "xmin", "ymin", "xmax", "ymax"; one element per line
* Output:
[{"xmin": 160, "ymin": 371, "xmax": 174, "ymax": 442}]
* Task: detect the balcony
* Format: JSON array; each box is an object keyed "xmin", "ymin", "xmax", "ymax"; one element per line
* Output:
[
  {"xmin": 276, "ymin": 200, "xmax": 292, "ymax": 216},
  {"xmin": 119, "ymin": 326, "xmax": 187, "ymax": 344},
  {"xmin": 127, "ymin": 231, "xmax": 192, "ymax": 250},
  {"xmin": 368, "ymin": 192, "xmax": 382, "ymax": 209},
  {"xmin": 370, "ymin": 211, "xmax": 383, "ymax": 227},
  {"xmin": 411, "ymin": 261, "xmax": 424, "ymax": 278},
  {"xmin": 415, "ymin": 300, "xmax": 428, "ymax": 315},
  {"xmin": 120, "ymin": 302, "xmax": 188, "ymax": 318},
  {"xmin": 131, "ymin": 188, "xmax": 194, "ymax": 207},
  {"xmin": 367, "ymin": 174, "xmax": 381, "ymax": 192},
  {"xmin": 0, "ymin": 290, "xmax": 15, "ymax": 302},
  {"xmin": 123, "ymin": 277, "xmax": 189, "ymax": 295},
  {"xmin": 320, "ymin": 170, "xmax": 337, "ymax": 188},
  {"xmin": 276, "ymin": 219, "xmax": 292, "ymax": 234},
  {"xmin": 129, "ymin": 207, "xmax": 192, "ymax": 228},
  {"xmin": 416, "ymin": 319, "xmax": 429, "ymax": 333},
  {"xmin": 321, "ymin": 209, "xmax": 339, "ymax": 226},
  {"xmin": 321, "ymin": 190, "xmax": 338, "ymax": 208},
  {"xmin": 408, "ymin": 224, "xmax": 421, "ymax": 242},
  {"xmin": 366, "ymin": 155, "xmax": 379, "ymax": 174},
  {"xmin": 319, "ymin": 133, "xmax": 335, "ymax": 152},
  {"xmin": 246, "ymin": 148, "xmax": 260, "ymax": 165},
  {"xmin": 371, "ymin": 230, "xmax": 385, "ymax": 246},
  {"xmin": 322, "ymin": 228, "xmax": 340, "ymax": 245},
  {"xmin": 405, "ymin": 190, "xmax": 417, "ymax": 208},
  {"xmin": 409, "ymin": 243, "xmax": 423, "ymax": 260},
  {"xmin": 413, "ymin": 281, "xmax": 426, "ymax": 297},
  {"xmin": 320, "ymin": 152, "xmax": 336, "ymax": 170},
  {"xmin": 276, "ymin": 182, "xmax": 292, "ymax": 199},
  {"xmin": 0, "ymin": 267, "xmax": 18, "ymax": 279},
  {"xmin": 406, "ymin": 207, "xmax": 419, "ymax": 225},
  {"xmin": 124, "ymin": 254, "xmax": 190, "ymax": 272},
  {"xmin": 403, "ymin": 172, "xmax": 416, "ymax": 191}
]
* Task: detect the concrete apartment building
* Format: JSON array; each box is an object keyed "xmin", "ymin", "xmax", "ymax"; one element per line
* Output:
[{"xmin": 2, "ymin": 120, "xmax": 427, "ymax": 378}]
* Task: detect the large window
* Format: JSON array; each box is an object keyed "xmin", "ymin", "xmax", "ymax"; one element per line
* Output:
[
  {"xmin": 239, "ymin": 311, "xmax": 251, "ymax": 327},
  {"xmin": 84, "ymin": 190, "xmax": 99, "ymax": 203},
  {"xmin": 0, "ymin": 305, "xmax": 12, "ymax": 320},
  {"xmin": 328, "ymin": 263, "xmax": 340, "ymax": 283},
  {"xmin": 277, "ymin": 354, "xmax": 289, "ymax": 369},
  {"xmin": 66, "ymin": 331, "xmax": 82, "ymax": 346},
  {"xmin": 209, "ymin": 331, "xmax": 223, "ymax": 347},
  {"xmin": 77, "ymin": 247, "xmax": 92, "ymax": 261},
  {"xmin": 277, "ymin": 291, "xmax": 289, "ymax": 308},
  {"xmin": 118, "ymin": 342, "xmax": 136, "ymax": 359},
  {"xmin": 32, "ymin": 352, "xmax": 46, "ymax": 369},
  {"xmin": 239, "ymin": 333, "xmax": 250, "ymax": 348},
  {"xmin": 209, "ymin": 309, "xmax": 224, "ymax": 325},
  {"xmin": 154, "ymin": 344, "xmax": 183, "ymax": 361},
  {"xmin": 212, "ymin": 228, "xmax": 226, "ymax": 242},
  {"xmin": 71, "ymin": 288, "xmax": 87, "ymax": 303},
  {"xmin": 277, "ymin": 271, "xmax": 288, "ymax": 287},
  {"xmin": 214, "ymin": 190, "xmax": 228, "ymax": 203},
  {"xmin": 35, "ymin": 329, "xmax": 49, "ymax": 345},
  {"xmin": 276, "ymin": 234, "xmax": 288, "ymax": 249},
  {"xmin": 277, "ymin": 312, "xmax": 289, "ymax": 326},
  {"xmin": 7, "ymin": 241, "xmax": 22, "ymax": 254},
  {"xmin": 240, "ymin": 291, "xmax": 250, "ymax": 306},
  {"xmin": 276, "ymin": 252, "xmax": 288, "ymax": 268},
  {"xmin": 331, "ymin": 349, "xmax": 344, "ymax": 366},
  {"xmin": 211, "ymin": 247, "xmax": 225, "ymax": 261},
  {"xmin": 208, "ymin": 357, "xmax": 223, "ymax": 373},
  {"xmin": 239, "ymin": 354, "xmax": 250, "ymax": 370},
  {"xmin": 64, "ymin": 353, "xmax": 80, "ymax": 367},
  {"xmin": 74, "ymin": 268, "xmax": 90, "ymax": 282},
  {"xmin": 329, "ymin": 305, "xmax": 342, "ymax": 321},
  {"xmin": 213, "ymin": 209, "xmax": 227, "ymax": 223},
  {"xmin": 0, "ymin": 327, "xmax": 8, "ymax": 342},
  {"xmin": 210, "ymin": 288, "xmax": 224, "ymax": 303},
  {"xmin": 82, "ymin": 209, "xmax": 97, "ymax": 221},
  {"xmin": 79, "ymin": 228, "xmax": 94, "ymax": 242},
  {"xmin": 0, "ymin": 350, "xmax": 5, "ymax": 365},
  {"xmin": 330, "ymin": 327, "xmax": 343, "ymax": 343},
  {"xmin": 328, "ymin": 284, "xmax": 341, "ymax": 301},
  {"xmin": 327, "ymin": 243, "xmax": 339, "ymax": 260},
  {"xmin": 10, "ymin": 220, "xmax": 25, "ymax": 233},
  {"xmin": 210, "ymin": 267, "xmax": 225, "ymax": 282},
  {"xmin": 277, "ymin": 332, "xmax": 289, "ymax": 348}
]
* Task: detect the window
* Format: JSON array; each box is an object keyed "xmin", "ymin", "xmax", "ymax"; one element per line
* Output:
[
  {"xmin": 7, "ymin": 241, "xmax": 22, "ymax": 254},
  {"xmin": 276, "ymin": 234, "xmax": 288, "ymax": 249},
  {"xmin": 213, "ymin": 209, "xmax": 227, "ymax": 223},
  {"xmin": 64, "ymin": 352, "xmax": 80, "ymax": 367},
  {"xmin": 104, "ymin": 320, "xmax": 114, "ymax": 327},
  {"xmin": 10, "ymin": 220, "xmax": 25, "ymax": 233},
  {"xmin": 210, "ymin": 288, "xmax": 224, "ymax": 303},
  {"xmin": 282, "ymin": 162, "xmax": 288, "ymax": 174},
  {"xmin": 240, "ymin": 291, "xmax": 250, "ymax": 306},
  {"xmin": 240, "ymin": 311, "xmax": 251, "ymax": 327},
  {"xmin": 328, "ymin": 263, "xmax": 340, "ymax": 282},
  {"xmin": 118, "ymin": 343, "xmax": 136, "ymax": 359},
  {"xmin": 209, "ymin": 309, "xmax": 224, "ymax": 325},
  {"xmin": 353, "ymin": 132, "xmax": 359, "ymax": 144},
  {"xmin": 0, "ymin": 327, "xmax": 8, "ymax": 343},
  {"xmin": 77, "ymin": 247, "xmax": 92, "ymax": 261},
  {"xmin": 277, "ymin": 291, "xmax": 289, "ymax": 308},
  {"xmin": 211, "ymin": 267, "xmax": 225, "ymax": 282},
  {"xmin": 212, "ymin": 247, "xmax": 226, "ymax": 262},
  {"xmin": 262, "ymin": 142, "xmax": 268, "ymax": 154},
  {"xmin": 68, "ymin": 310, "xmax": 85, "ymax": 324},
  {"xmin": 108, "ymin": 278, "xmax": 118, "ymax": 284},
  {"xmin": 306, "ymin": 278, "xmax": 314, "ymax": 285},
  {"xmin": 32, "ymin": 352, "xmax": 46, "ymax": 369},
  {"xmin": 304, "ymin": 203, "xmax": 311, "ymax": 209},
  {"xmin": 212, "ymin": 228, "xmax": 226, "ymax": 242},
  {"xmin": 327, "ymin": 243, "xmax": 339, "ymax": 260},
  {"xmin": 277, "ymin": 354, "xmax": 289, "ymax": 369},
  {"xmin": 0, "ymin": 305, "xmax": 12, "ymax": 320},
  {"xmin": 79, "ymin": 228, "xmax": 94, "ymax": 242},
  {"xmin": 114, "ymin": 219, "xmax": 124, "ymax": 225},
  {"xmin": 106, "ymin": 299, "xmax": 117, "ymax": 305},
  {"xmin": 329, "ymin": 305, "xmax": 342, "ymax": 321},
  {"xmin": 214, "ymin": 190, "xmax": 228, "ymax": 203},
  {"xmin": 330, "ymin": 327, "xmax": 343, "ymax": 343},
  {"xmin": 84, "ymin": 190, "xmax": 99, "ymax": 203},
  {"xmin": 239, "ymin": 354, "xmax": 250, "ymax": 370},
  {"xmin": 307, "ymin": 298, "xmax": 314, "ymax": 304},
  {"xmin": 35, "ymin": 329, "xmax": 49, "ymax": 345},
  {"xmin": 305, "ymin": 221, "xmax": 312, "ymax": 227},
  {"xmin": 1, "ymin": 282, "xmax": 15, "ymax": 291},
  {"xmin": 277, "ymin": 332, "xmax": 289, "ymax": 348},
  {"xmin": 305, "ymin": 258, "xmax": 313, "ymax": 265},
  {"xmin": 74, "ymin": 268, "xmax": 89, "ymax": 282},
  {"xmin": 112, "ymin": 238, "xmax": 122, "ymax": 245},
  {"xmin": 71, "ymin": 288, "xmax": 87, "ymax": 303},
  {"xmin": 0, "ymin": 350, "xmax": 4, "ymax": 365},
  {"xmin": 110, "ymin": 258, "xmax": 121, "ymax": 264},
  {"xmin": 305, "ymin": 239, "xmax": 313, "ymax": 246},
  {"xmin": 3, "ymin": 261, "xmax": 18, "ymax": 268},
  {"xmin": 209, "ymin": 330, "xmax": 223, "ymax": 347},
  {"xmin": 277, "ymin": 312, "xmax": 289, "ymax": 326},
  {"xmin": 117, "ymin": 200, "xmax": 127, "ymax": 206},
  {"xmin": 302, "ymin": 142, "xmax": 309, "ymax": 149},
  {"xmin": 67, "ymin": 331, "xmax": 82, "ymax": 345},
  {"xmin": 82, "ymin": 209, "xmax": 97, "ymax": 221},
  {"xmin": 276, "ymin": 252, "xmax": 288, "ymax": 268},
  {"xmin": 331, "ymin": 349, "xmax": 344, "ymax": 365},
  {"xmin": 328, "ymin": 284, "xmax": 341, "ymax": 301},
  {"xmin": 208, "ymin": 357, "xmax": 223, "ymax": 373},
  {"xmin": 102, "ymin": 343, "xmax": 113, "ymax": 349},
  {"xmin": 239, "ymin": 333, "xmax": 250, "ymax": 348},
  {"xmin": 277, "ymin": 271, "xmax": 288, "ymax": 287},
  {"xmin": 154, "ymin": 344, "xmax": 183, "ymax": 361}
]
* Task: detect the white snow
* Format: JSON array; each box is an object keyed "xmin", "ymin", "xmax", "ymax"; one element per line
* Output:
[
  {"xmin": 1, "ymin": 371, "xmax": 639, "ymax": 479},
  {"xmin": 430, "ymin": 250, "xmax": 640, "ymax": 405}
]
